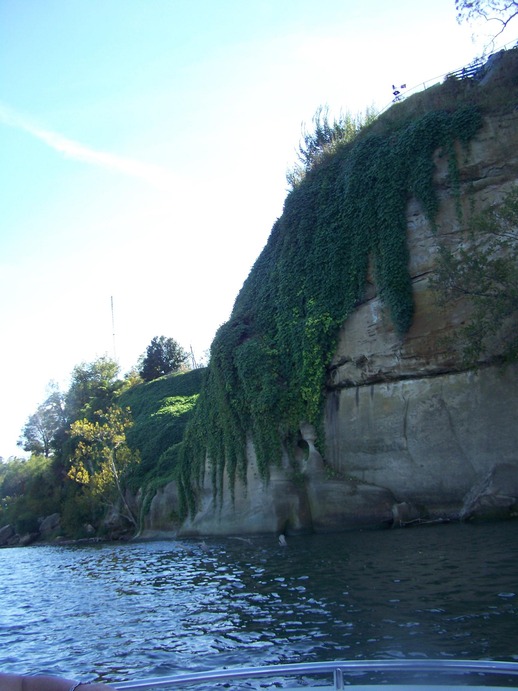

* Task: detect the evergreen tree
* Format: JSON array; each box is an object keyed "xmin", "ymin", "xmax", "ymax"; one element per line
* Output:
[{"xmin": 138, "ymin": 336, "xmax": 188, "ymax": 382}]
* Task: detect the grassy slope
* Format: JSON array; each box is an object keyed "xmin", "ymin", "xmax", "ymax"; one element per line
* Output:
[{"xmin": 119, "ymin": 367, "xmax": 205, "ymax": 487}]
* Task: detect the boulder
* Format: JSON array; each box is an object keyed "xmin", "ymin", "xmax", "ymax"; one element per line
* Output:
[
  {"xmin": 39, "ymin": 512, "xmax": 61, "ymax": 537},
  {"xmin": 461, "ymin": 463, "xmax": 518, "ymax": 520},
  {"xmin": 0, "ymin": 524, "xmax": 15, "ymax": 546},
  {"xmin": 19, "ymin": 533, "xmax": 39, "ymax": 547}
]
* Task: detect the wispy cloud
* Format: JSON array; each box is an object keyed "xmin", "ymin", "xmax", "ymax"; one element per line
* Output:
[{"xmin": 0, "ymin": 102, "xmax": 177, "ymax": 191}]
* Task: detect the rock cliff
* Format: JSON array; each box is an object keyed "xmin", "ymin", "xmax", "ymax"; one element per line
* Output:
[{"xmin": 142, "ymin": 74, "xmax": 518, "ymax": 538}]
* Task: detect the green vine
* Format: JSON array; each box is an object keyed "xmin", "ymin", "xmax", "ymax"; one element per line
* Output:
[{"xmin": 177, "ymin": 104, "xmax": 482, "ymax": 517}]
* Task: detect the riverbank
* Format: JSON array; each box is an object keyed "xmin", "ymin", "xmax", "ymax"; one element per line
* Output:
[{"xmin": 3, "ymin": 510, "xmax": 517, "ymax": 549}]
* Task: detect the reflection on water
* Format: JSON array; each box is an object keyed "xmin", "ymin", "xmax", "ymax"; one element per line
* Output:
[{"xmin": 0, "ymin": 522, "xmax": 517, "ymax": 684}]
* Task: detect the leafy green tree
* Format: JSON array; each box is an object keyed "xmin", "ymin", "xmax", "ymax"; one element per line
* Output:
[
  {"xmin": 138, "ymin": 336, "xmax": 188, "ymax": 382},
  {"xmin": 10, "ymin": 357, "xmax": 135, "ymax": 537},
  {"xmin": 433, "ymin": 187, "xmax": 518, "ymax": 363},
  {"xmin": 0, "ymin": 455, "xmax": 60, "ymax": 532},
  {"xmin": 18, "ymin": 383, "xmax": 65, "ymax": 458},
  {"xmin": 68, "ymin": 405, "xmax": 140, "ymax": 528},
  {"xmin": 52, "ymin": 356, "xmax": 122, "ymax": 490},
  {"xmin": 65, "ymin": 356, "xmax": 121, "ymax": 422}
]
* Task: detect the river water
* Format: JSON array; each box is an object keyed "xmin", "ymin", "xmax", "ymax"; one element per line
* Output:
[{"xmin": 1, "ymin": 522, "xmax": 517, "ymax": 686}]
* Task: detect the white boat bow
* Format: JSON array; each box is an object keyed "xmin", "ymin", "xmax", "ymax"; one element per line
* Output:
[{"xmin": 112, "ymin": 658, "xmax": 518, "ymax": 690}]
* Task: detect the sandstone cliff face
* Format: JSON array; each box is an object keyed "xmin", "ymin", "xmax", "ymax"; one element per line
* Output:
[
  {"xmin": 320, "ymin": 110, "xmax": 518, "ymax": 527},
  {"xmin": 143, "ymin": 110, "xmax": 518, "ymax": 538}
]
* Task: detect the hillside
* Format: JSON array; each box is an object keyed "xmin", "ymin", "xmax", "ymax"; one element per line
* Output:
[{"xmin": 120, "ymin": 367, "xmax": 205, "ymax": 488}]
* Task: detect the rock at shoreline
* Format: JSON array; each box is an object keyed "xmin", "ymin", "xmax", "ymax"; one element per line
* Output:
[
  {"xmin": 0, "ymin": 524, "xmax": 15, "ymax": 547},
  {"xmin": 39, "ymin": 512, "xmax": 61, "ymax": 537}
]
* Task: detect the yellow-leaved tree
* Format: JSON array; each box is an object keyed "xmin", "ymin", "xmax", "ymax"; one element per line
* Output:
[{"xmin": 68, "ymin": 405, "xmax": 140, "ymax": 529}]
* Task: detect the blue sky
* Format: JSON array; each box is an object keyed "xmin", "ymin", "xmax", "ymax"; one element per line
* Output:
[{"xmin": 0, "ymin": 0, "xmax": 513, "ymax": 458}]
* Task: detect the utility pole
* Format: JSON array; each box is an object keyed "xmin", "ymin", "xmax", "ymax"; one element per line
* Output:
[
  {"xmin": 189, "ymin": 344, "xmax": 197, "ymax": 370},
  {"xmin": 111, "ymin": 296, "xmax": 117, "ymax": 361}
]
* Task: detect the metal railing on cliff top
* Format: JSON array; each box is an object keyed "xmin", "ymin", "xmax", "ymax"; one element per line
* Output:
[{"xmin": 380, "ymin": 37, "xmax": 518, "ymax": 115}]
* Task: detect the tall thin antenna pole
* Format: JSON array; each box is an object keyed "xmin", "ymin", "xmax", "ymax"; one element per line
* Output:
[
  {"xmin": 189, "ymin": 344, "xmax": 197, "ymax": 370},
  {"xmin": 111, "ymin": 296, "xmax": 117, "ymax": 361}
]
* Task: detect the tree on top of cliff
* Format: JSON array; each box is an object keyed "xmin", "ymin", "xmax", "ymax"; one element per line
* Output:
[
  {"xmin": 286, "ymin": 106, "xmax": 376, "ymax": 188},
  {"xmin": 456, "ymin": 0, "xmax": 518, "ymax": 47},
  {"xmin": 138, "ymin": 335, "xmax": 188, "ymax": 382}
]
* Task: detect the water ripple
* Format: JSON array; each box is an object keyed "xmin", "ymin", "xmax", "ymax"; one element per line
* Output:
[{"xmin": 1, "ymin": 522, "xmax": 517, "ymax": 684}]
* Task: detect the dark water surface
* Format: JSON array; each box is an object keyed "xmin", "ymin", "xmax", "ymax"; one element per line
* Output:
[{"xmin": 0, "ymin": 522, "xmax": 517, "ymax": 685}]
